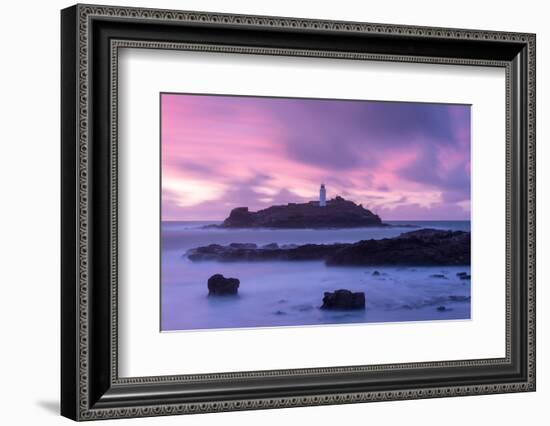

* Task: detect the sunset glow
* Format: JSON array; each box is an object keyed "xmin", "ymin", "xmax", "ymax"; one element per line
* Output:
[{"xmin": 161, "ymin": 93, "xmax": 471, "ymax": 221}]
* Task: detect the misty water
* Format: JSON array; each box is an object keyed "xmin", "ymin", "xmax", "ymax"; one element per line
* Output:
[{"xmin": 161, "ymin": 221, "xmax": 471, "ymax": 331}]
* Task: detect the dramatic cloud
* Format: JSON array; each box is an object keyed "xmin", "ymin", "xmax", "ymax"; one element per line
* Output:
[{"xmin": 161, "ymin": 94, "xmax": 470, "ymax": 220}]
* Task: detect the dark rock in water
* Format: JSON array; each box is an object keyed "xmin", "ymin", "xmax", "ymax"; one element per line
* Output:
[
  {"xmin": 274, "ymin": 310, "xmax": 286, "ymax": 315},
  {"xmin": 326, "ymin": 229, "xmax": 470, "ymax": 266},
  {"xmin": 219, "ymin": 196, "xmax": 382, "ymax": 229},
  {"xmin": 187, "ymin": 244, "xmax": 226, "ymax": 261},
  {"xmin": 372, "ymin": 270, "xmax": 381, "ymax": 276},
  {"xmin": 292, "ymin": 304, "xmax": 314, "ymax": 312},
  {"xmin": 207, "ymin": 274, "xmax": 240, "ymax": 296},
  {"xmin": 321, "ymin": 289, "xmax": 365, "ymax": 310},
  {"xmin": 430, "ymin": 274, "xmax": 448, "ymax": 279},
  {"xmin": 457, "ymin": 272, "xmax": 471, "ymax": 280},
  {"xmin": 202, "ymin": 224, "xmax": 221, "ymax": 229},
  {"xmin": 187, "ymin": 229, "xmax": 471, "ymax": 266},
  {"xmin": 436, "ymin": 306, "xmax": 447, "ymax": 312},
  {"xmin": 187, "ymin": 241, "xmax": 348, "ymax": 262},
  {"xmin": 448, "ymin": 295, "xmax": 471, "ymax": 302}
]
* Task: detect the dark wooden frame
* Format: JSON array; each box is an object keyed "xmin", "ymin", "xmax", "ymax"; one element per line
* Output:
[{"xmin": 61, "ymin": 3, "xmax": 536, "ymax": 421}]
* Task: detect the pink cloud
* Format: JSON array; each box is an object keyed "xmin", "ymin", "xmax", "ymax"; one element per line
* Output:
[{"xmin": 161, "ymin": 94, "xmax": 471, "ymax": 221}]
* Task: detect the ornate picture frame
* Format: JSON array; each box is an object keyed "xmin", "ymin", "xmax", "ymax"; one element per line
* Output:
[{"xmin": 61, "ymin": 4, "xmax": 536, "ymax": 421}]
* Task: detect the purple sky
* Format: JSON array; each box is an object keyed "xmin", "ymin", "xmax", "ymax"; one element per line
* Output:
[{"xmin": 161, "ymin": 93, "xmax": 471, "ymax": 221}]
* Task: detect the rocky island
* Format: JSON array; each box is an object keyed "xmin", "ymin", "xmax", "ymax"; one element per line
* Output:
[
  {"xmin": 186, "ymin": 228, "xmax": 471, "ymax": 266},
  {"xmin": 217, "ymin": 195, "xmax": 382, "ymax": 229}
]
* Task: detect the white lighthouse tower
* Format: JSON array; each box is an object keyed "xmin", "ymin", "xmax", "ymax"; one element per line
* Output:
[{"xmin": 319, "ymin": 183, "xmax": 327, "ymax": 207}]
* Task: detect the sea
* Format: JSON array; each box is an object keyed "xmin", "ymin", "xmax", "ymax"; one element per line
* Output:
[{"xmin": 161, "ymin": 221, "xmax": 471, "ymax": 331}]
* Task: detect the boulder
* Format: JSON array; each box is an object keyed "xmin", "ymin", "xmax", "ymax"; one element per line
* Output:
[
  {"xmin": 207, "ymin": 274, "xmax": 240, "ymax": 296},
  {"xmin": 321, "ymin": 289, "xmax": 365, "ymax": 310}
]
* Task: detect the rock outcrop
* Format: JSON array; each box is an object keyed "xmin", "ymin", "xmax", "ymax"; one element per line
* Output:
[
  {"xmin": 207, "ymin": 274, "xmax": 240, "ymax": 296},
  {"xmin": 326, "ymin": 229, "xmax": 469, "ymax": 266},
  {"xmin": 187, "ymin": 242, "xmax": 348, "ymax": 262},
  {"xmin": 321, "ymin": 290, "xmax": 366, "ymax": 310},
  {"xmin": 187, "ymin": 229, "xmax": 471, "ymax": 266},
  {"xmin": 219, "ymin": 196, "xmax": 382, "ymax": 229}
]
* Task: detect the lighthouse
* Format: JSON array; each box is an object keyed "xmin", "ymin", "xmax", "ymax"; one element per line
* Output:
[{"xmin": 319, "ymin": 184, "xmax": 326, "ymax": 207}]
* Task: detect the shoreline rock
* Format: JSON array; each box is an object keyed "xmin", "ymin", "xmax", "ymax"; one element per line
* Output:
[
  {"xmin": 326, "ymin": 229, "xmax": 469, "ymax": 266},
  {"xmin": 187, "ymin": 229, "xmax": 471, "ymax": 266},
  {"xmin": 457, "ymin": 271, "xmax": 471, "ymax": 280}
]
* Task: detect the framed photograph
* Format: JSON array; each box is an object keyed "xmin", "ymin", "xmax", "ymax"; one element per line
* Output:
[{"xmin": 61, "ymin": 4, "xmax": 536, "ymax": 421}]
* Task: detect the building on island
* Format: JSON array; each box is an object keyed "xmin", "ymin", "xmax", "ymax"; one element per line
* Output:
[{"xmin": 319, "ymin": 183, "xmax": 326, "ymax": 207}]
